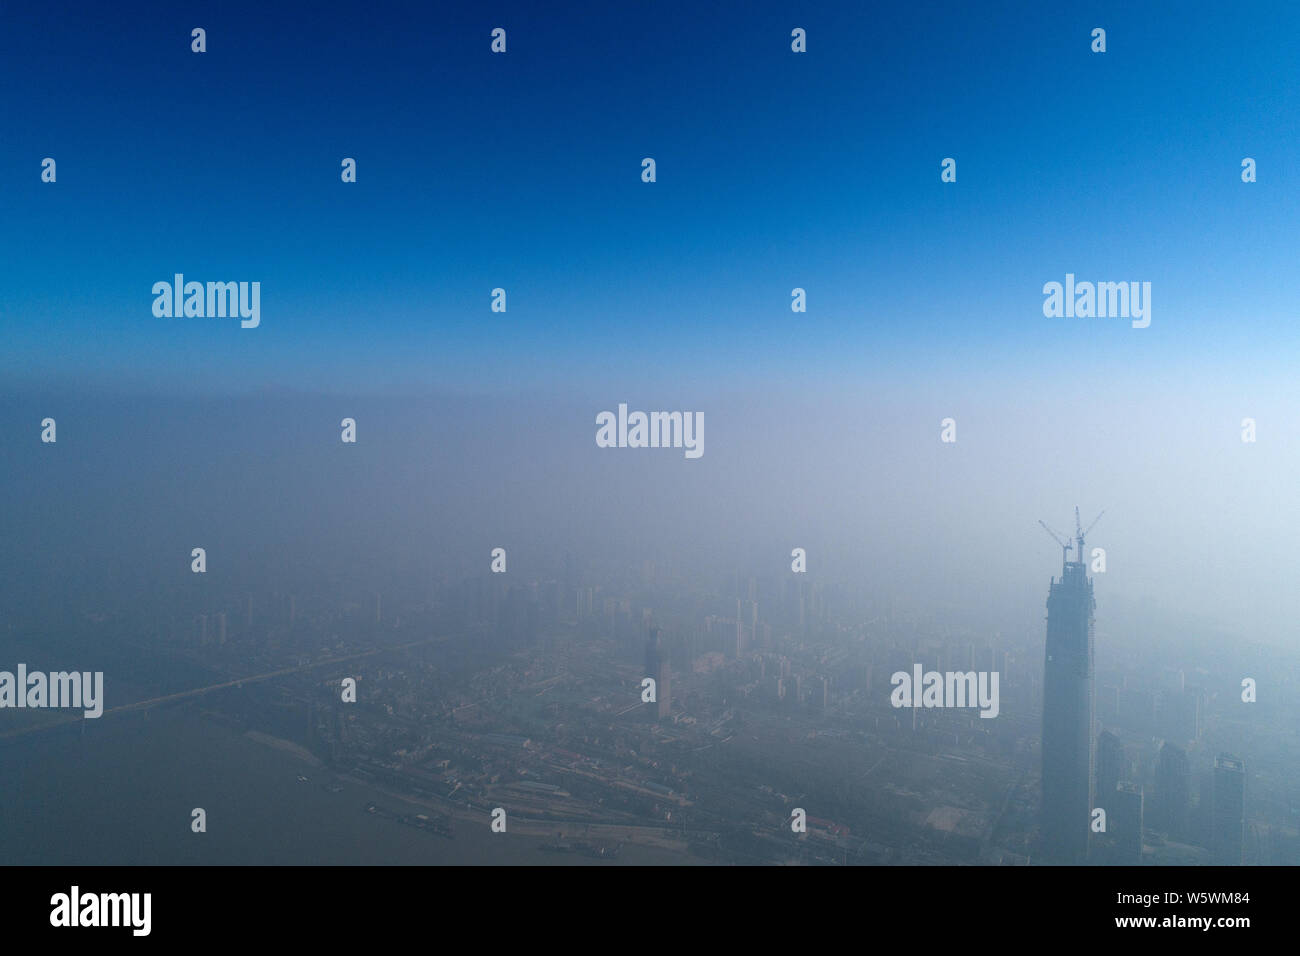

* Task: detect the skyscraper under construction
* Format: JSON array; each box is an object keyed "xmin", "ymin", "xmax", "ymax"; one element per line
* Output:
[
  {"xmin": 1039, "ymin": 509, "xmax": 1102, "ymax": 862},
  {"xmin": 645, "ymin": 625, "xmax": 671, "ymax": 721}
]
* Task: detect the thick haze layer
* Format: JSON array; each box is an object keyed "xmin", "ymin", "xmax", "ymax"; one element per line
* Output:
[
  {"xmin": 3, "ymin": 1, "xmax": 1297, "ymax": 647},
  {"xmin": 3, "ymin": 378, "xmax": 1295, "ymax": 646}
]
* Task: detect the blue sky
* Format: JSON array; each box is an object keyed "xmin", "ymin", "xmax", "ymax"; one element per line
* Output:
[
  {"xmin": 2, "ymin": 2, "xmax": 1299, "ymax": 644},
  {"xmin": 3, "ymin": 0, "xmax": 1298, "ymax": 395}
]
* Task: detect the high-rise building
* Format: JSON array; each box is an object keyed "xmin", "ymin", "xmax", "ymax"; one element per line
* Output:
[
  {"xmin": 644, "ymin": 626, "xmax": 670, "ymax": 720},
  {"xmin": 1154, "ymin": 741, "xmax": 1190, "ymax": 841},
  {"xmin": 563, "ymin": 551, "xmax": 574, "ymax": 612},
  {"xmin": 1180, "ymin": 688, "xmax": 1203, "ymax": 742},
  {"xmin": 1212, "ymin": 754, "xmax": 1246, "ymax": 865},
  {"xmin": 1096, "ymin": 731, "xmax": 1123, "ymax": 804},
  {"xmin": 810, "ymin": 675, "xmax": 830, "ymax": 711},
  {"xmin": 1110, "ymin": 782, "xmax": 1143, "ymax": 864},
  {"xmin": 1040, "ymin": 510, "xmax": 1099, "ymax": 863},
  {"xmin": 735, "ymin": 599, "xmax": 744, "ymax": 657}
]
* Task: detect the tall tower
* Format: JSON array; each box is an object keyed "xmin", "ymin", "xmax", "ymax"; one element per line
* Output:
[
  {"xmin": 645, "ymin": 626, "xmax": 671, "ymax": 721},
  {"xmin": 1154, "ymin": 741, "xmax": 1191, "ymax": 841},
  {"xmin": 1212, "ymin": 754, "xmax": 1245, "ymax": 865},
  {"xmin": 1112, "ymin": 782, "xmax": 1144, "ymax": 864},
  {"xmin": 735, "ymin": 598, "xmax": 744, "ymax": 657},
  {"xmin": 1040, "ymin": 508, "xmax": 1101, "ymax": 862},
  {"xmin": 1096, "ymin": 730, "xmax": 1123, "ymax": 807}
]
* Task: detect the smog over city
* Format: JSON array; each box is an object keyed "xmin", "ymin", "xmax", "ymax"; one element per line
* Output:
[{"xmin": 1, "ymin": 0, "xmax": 1292, "ymax": 941}]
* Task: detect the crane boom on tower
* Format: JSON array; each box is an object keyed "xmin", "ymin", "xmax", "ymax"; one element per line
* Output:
[
  {"xmin": 1074, "ymin": 508, "xmax": 1105, "ymax": 564},
  {"xmin": 1039, "ymin": 520, "xmax": 1073, "ymax": 570}
]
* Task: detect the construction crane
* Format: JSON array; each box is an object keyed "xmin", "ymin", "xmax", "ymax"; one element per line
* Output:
[
  {"xmin": 1038, "ymin": 520, "xmax": 1073, "ymax": 568},
  {"xmin": 1075, "ymin": 507, "xmax": 1105, "ymax": 563}
]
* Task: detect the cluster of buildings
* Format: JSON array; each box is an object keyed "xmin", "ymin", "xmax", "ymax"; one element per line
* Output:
[{"xmin": 81, "ymin": 534, "xmax": 1291, "ymax": 865}]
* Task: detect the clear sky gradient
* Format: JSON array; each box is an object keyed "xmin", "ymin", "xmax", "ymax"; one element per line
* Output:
[
  {"xmin": 3, "ymin": 2, "xmax": 1299, "ymax": 646},
  {"xmin": 3, "ymin": 0, "xmax": 1298, "ymax": 395}
]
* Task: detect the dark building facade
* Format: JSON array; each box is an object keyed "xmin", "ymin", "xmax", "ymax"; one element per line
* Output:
[
  {"xmin": 1096, "ymin": 731, "xmax": 1123, "ymax": 808},
  {"xmin": 1212, "ymin": 754, "xmax": 1246, "ymax": 865},
  {"xmin": 1154, "ymin": 741, "xmax": 1191, "ymax": 842},
  {"xmin": 645, "ymin": 626, "xmax": 671, "ymax": 721},
  {"xmin": 1111, "ymin": 781, "xmax": 1144, "ymax": 864},
  {"xmin": 1041, "ymin": 516, "xmax": 1098, "ymax": 863}
]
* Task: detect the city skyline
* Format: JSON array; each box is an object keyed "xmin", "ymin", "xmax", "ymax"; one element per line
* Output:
[{"xmin": 3, "ymin": 0, "xmax": 1294, "ymax": 894}]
